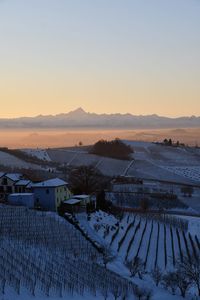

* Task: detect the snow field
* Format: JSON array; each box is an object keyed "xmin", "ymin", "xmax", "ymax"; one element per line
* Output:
[
  {"xmin": 47, "ymin": 149, "xmax": 132, "ymax": 176},
  {"xmin": 0, "ymin": 151, "xmax": 42, "ymax": 169},
  {"xmin": 22, "ymin": 149, "xmax": 51, "ymax": 161}
]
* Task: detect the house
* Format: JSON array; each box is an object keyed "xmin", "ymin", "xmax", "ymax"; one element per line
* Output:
[
  {"xmin": 0, "ymin": 171, "xmax": 73, "ymax": 211},
  {"xmin": 14, "ymin": 180, "xmax": 31, "ymax": 193},
  {"xmin": 8, "ymin": 193, "xmax": 34, "ymax": 208},
  {"xmin": 31, "ymin": 178, "xmax": 71, "ymax": 211},
  {"xmin": 0, "ymin": 173, "xmax": 23, "ymax": 199}
]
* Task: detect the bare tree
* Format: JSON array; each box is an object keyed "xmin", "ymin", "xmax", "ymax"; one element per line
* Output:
[
  {"xmin": 68, "ymin": 165, "xmax": 108, "ymax": 194},
  {"xmin": 133, "ymin": 286, "xmax": 153, "ymax": 300},
  {"xmin": 173, "ymin": 271, "xmax": 191, "ymax": 298},
  {"xmin": 133, "ymin": 286, "xmax": 145, "ymax": 300},
  {"xmin": 111, "ymin": 284, "xmax": 121, "ymax": 300},
  {"xmin": 103, "ymin": 246, "xmax": 115, "ymax": 268},
  {"xmin": 101, "ymin": 285, "xmax": 109, "ymax": 300},
  {"xmin": 126, "ymin": 257, "xmax": 144, "ymax": 279},
  {"xmin": 145, "ymin": 289, "xmax": 153, "ymax": 300},
  {"xmin": 151, "ymin": 267, "xmax": 162, "ymax": 286},
  {"xmin": 177, "ymin": 255, "xmax": 200, "ymax": 296},
  {"xmin": 162, "ymin": 272, "xmax": 177, "ymax": 295}
]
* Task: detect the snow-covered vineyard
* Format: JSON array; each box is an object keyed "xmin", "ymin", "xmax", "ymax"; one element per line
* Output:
[
  {"xmin": 0, "ymin": 206, "xmax": 135, "ymax": 299},
  {"xmin": 1, "ymin": 141, "xmax": 200, "ymax": 185},
  {"xmin": 46, "ymin": 142, "xmax": 200, "ymax": 183},
  {"xmin": 88, "ymin": 211, "xmax": 200, "ymax": 272},
  {"xmin": 22, "ymin": 149, "xmax": 51, "ymax": 162},
  {"xmin": 163, "ymin": 166, "xmax": 200, "ymax": 183},
  {"xmin": 1, "ymin": 140, "xmax": 200, "ymax": 299}
]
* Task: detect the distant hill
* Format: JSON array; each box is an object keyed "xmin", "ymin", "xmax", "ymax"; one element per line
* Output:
[{"xmin": 0, "ymin": 107, "xmax": 200, "ymax": 129}]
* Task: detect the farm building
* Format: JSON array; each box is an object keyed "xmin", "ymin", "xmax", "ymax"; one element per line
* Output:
[
  {"xmin": 8, "ymin": 193, "xmax": 35, "ymax": 208},
  {"xmin": 0, "ymin": 172, "xmax": 74, "ymax": 211},
  {"xmin": 61, "ymin": 195, "xmax": 96, "ymax": 214},
  {"xmin": 14, "ymin": 179, "xmax": 32, "ymax": 193},
  {"xmin": 0, "ymin": 173, "xmax": 23, "ymax": 199},
  {"xmin": 31, "ymin": 178, "xmax": 71, "ymax": 211},
  {"xmin": 73, "ymin": 194, "xmax": 91, "ymax": 205},
  {"xmin": 62, "ymin": 198, "xmax": 83, "ymax": 214}
]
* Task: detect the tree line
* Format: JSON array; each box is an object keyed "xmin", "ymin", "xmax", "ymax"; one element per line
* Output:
[{"xmin": 90, "ymin": 138, "xmax": 134, "ymax": 160}]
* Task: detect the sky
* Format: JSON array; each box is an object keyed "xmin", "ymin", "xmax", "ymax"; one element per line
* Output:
[{"xmin": 0, "ymin": 0, "xmax": 200, "ymax": 118}]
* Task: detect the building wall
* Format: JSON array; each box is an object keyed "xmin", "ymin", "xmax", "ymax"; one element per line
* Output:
[
  {"xmin": 55, "ymin": 186, "xmax": 71, "ymax": 210},
  {"xmin": 0, "ymin": 176, "xmax": 16, "ymax": 195},
  {"xmin": 8, "ymin": 194, "xmax": 34, "ymax": 208},
  {"xmin": 33, "ymin": 185, "xmax": 71, "ymax": 211},
  {"xmin": 33, "ymin": 187, "xmax": 56, "ymax": 211},
  {"xmin": 15, "ymin": 186, "xmax": 27, "ymax": 193}
]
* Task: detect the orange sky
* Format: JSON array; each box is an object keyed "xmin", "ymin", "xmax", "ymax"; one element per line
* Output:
[{"xmin": 0, "ymin": 0, "xmax": 200, "ymax": 118}]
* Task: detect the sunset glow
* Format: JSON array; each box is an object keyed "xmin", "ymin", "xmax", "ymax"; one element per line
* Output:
[{"xmin": 0, "ymin": 0, "xmax": 200, "ymax": 118}]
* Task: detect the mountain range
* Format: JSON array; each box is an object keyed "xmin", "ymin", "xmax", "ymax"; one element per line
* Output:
[{"xmin": 0, "ymin": 108, "xmax": 200, "ymax": 129}]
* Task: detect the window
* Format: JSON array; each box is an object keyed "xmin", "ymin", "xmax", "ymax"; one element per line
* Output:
[
  {"xmin": 2, "ymin": 178, "xmax": 7, "ymax": 185},
  {"xmin": 7, "ymin": 186, "xmax": 12, "ymax": 193}
]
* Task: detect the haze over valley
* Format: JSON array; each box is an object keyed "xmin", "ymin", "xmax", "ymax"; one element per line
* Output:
[
  {"xmin": 0, "ymin": 108, "xmax": 200, "ymax": 148},
  {"xmin": 1, "ymin": 127, "xmax": 200, "ymax": 149}
]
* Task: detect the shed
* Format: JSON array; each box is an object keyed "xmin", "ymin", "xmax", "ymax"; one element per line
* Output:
[
  {"xmin": 73, "ymin": 195, "xmax": 91, "ymax": 205},
  {"xmin": 62, "ymin": 198, "xmax": 84, "ymax": 214}
]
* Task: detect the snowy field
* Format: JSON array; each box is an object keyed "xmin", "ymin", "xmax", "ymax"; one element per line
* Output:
[
  {"xmin": 47, "ymin": 149, "xmax": 131, "ymax": 176},
  {"xmin": 46, "ymin": 142, "xmax": 200, "ymax": 184},
  {"xmin": 180, "ymin": 195, "xmax": 200, "ymax": 214},
  {"xmin": 0, "ymin": 150, "xmax": 42, "ymax": 170},
  {"xmin": 22, "ymin": 149, "xmax": 51, "ymax": 162},
  {"xmin": 1, "ymin": 141, "xmax": 196, "ymax": 183},
  {"xmin": 176, "ymin": 215, "xmax": 200, "ymax": 237}
]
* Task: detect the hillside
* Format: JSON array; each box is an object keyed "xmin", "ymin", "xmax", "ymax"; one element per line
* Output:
[
  {"xmin": 47, "ymin": 141, "xmax": 200, "ymax": 184},
  {"xmin": 0, "ymin": 206, "xmax": 135, "ymax": 300},
  {"xmin": 1, "ymin": 141, "xmax": 200, "ymax": 185},
  {"xmin": 77, "ymin": 211, "xmax": 200, "ymax": 299}
]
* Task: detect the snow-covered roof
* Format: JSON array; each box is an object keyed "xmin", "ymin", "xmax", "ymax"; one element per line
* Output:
[
  {"xmin": 73, "ymin": 195, "xmax": 89, "ymax": 199},
  {"xmin": 9, "ymin": 193, "xmax": 34, "ymax": 197},
  {"xmin": 15, "ymin": 180, "xmax": 31, "ymax": 186},
  {"xmin": 6, "ymin": 173, "xmax": 23, "ymax": 182},
  {"xmin": 32, "ymin": 178, "xmax": 68, "ymax": 188},
  {"xmin": 0, "ymin": 172, "xmax": 5, "ymax": 178},
  {"xmin": 64, "ymin": 199, "xmax": 81, "ymax": 205}
]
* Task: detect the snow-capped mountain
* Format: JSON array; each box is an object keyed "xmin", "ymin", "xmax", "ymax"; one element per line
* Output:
[{"xmin": 0, "ymin": 108, "xmax": 200, "ymax": 129}]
